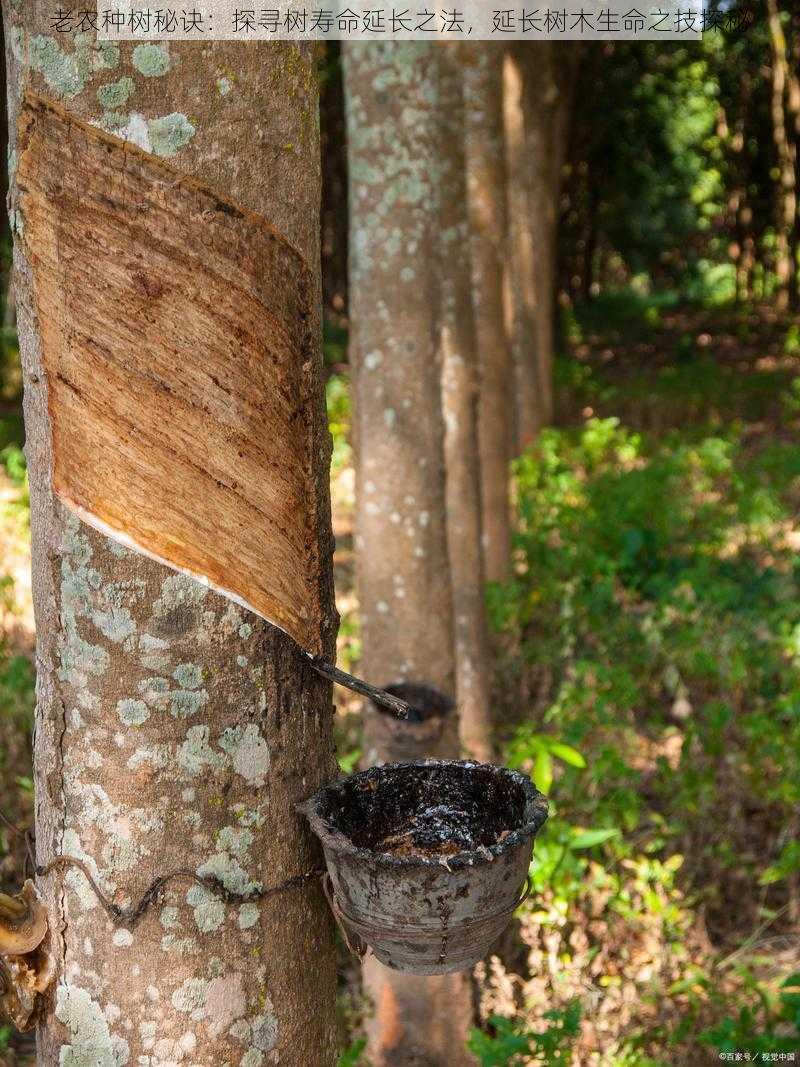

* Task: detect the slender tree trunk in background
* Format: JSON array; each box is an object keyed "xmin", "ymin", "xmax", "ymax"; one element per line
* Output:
[
  {"xmin": 581, "ymin": 180, "xmax": 600, "ymax": 302},
  {"xmin": 522, "ymin": 44, "xmax": 557, "ymax": 427},
  {"xmin": 718, "ymin": 101, "xmax": 750, "ymax": 305},
  {"xmin": 786, "ymin": 13, "xmax": 800, "ymax": 310},
  {"xmin": 503, "ymin": 45, "xmax": 542, "ymax": 450},
  {"xmin": 438, "ymin": 44, "xmax": 493, "ymax": 763},
  {"xmin": 320, "ymin": 42, "xmax": 349, "ymax": 319},
  {"xmin": 523, "ymin": 43, "xmax": 579, "ymax": 421},
  {"xmin": 4, "ymin": 10, "xmax": 338, "ymax": 1063},
  {"xmin": 344, "ymin": 42, "xmax": 473, "ymax": 1066},
  {"xmin": 463, "ymin": 43, "xmax": 512, "ymax": 585},
  {"xmin": 766, "ymin": 0, "xmax": 797, "ymax": 311}
]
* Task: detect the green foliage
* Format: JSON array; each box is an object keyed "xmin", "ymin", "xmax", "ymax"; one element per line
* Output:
[
  {"xmin": 467, "ymin": 1004, "xmax": 581, "ymax": 1066},
  {"xmin": 0, "ymin": 647, "xmax": 36, "ymax": 726},
  {"xmin": 0, "ymin": 578, "xmax": 35, "ymax": 727},
  {"xmin": 699, "ymin": 973, "xmax": 800, "ymax": 1054},
  {"xmin": 327, "ymin": 372, "xmax": 352, "ymax": 478},
  {"xmin": 492, "ymin": 407, "xmax": 800, "ymax": 1048},
  {"xmin": 337, "ymin": 1038, "xmax": 368, "ymax": 1066},
  {"xmin": 1, "ymin": 443, "xmax": 26, "ymax": 486},
  {"xmin": 336, "ymin": 745, "xmax": 361, "ymax": 774},
  {"xmin": 505, "ymin": 727, "xmax": 585, "ymax": 794}
]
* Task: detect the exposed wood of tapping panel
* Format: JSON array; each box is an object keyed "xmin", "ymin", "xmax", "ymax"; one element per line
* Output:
[{"xmin": 16, "ymin": 93, "xmax": 325, "ymax": 654}]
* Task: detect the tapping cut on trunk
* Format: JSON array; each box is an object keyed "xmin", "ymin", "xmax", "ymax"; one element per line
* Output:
[{"xmin": 15, "ymin": 92, "xmax": 327, "ymax": 654}]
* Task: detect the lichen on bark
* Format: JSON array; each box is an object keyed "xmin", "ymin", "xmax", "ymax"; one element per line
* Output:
[{"xmin": 3, "ymin": 11, "xmax": 337, "ymax": 1063}]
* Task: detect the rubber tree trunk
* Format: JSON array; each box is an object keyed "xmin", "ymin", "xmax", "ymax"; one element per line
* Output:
[
  {"xmin": 3, "ymin": 12, "xmax": 338, "ymax": 1065},
  {"xmin": 522, "ymin": 43, "xmax": 578, "ymax": 427},
  {"xmin": 766, "ymin": 0, "xmax": 798, "ymax": 311},
  {"xmin": 788, "ymin": 13, "xmax": 800, "ymax": 310},
  {"xmin": 438, "ymin": 44, "xmax": 493, "ymax": 763},
  {"xmin": 463, "ymin": 43, "xmax": 512, "ymax": 585},
  {"xmin": 503, "ymin": 44, "xmax": 542, "ymax": 450},
  {"xmin": 343, "ymin": 41, "xmax": 474, "ymax": 1067}
]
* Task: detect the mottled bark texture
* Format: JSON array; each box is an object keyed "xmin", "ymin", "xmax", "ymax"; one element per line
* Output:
[
  {"xmin": 522, "ymin": 43, "xmax": 578, "ymax": 429},
  {"xmin": 503, "ymin": 46, "xmax": 542, "ymax": 450},
  {"xmin": 3, "ymin": 10, "xmax": 338, "ymax": 1065},
  {"xmin": 344, "ymin": 42, "xmax": 473, "ymax": 1067},
  {"xmin": 437, "ymin": 46, "xmax": 493, "ymax": 763},
  {"xmin": 463, "ymin": 44, "xmax": 512, "ymax": 584}
]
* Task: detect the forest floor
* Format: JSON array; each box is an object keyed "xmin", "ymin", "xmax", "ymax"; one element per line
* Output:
[{"xmin": 1, "ymin": 295, "xmax": 800, "ymax": 1064}]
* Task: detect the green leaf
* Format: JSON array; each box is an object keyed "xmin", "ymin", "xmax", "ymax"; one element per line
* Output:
[
  {"xmin": 533, "ymin": 748, "xmax": 553, "ymax": 794},
  {"xmin": 570, "ymin": 827, "xmax": 621, "ymax": 850},
  {"xmin": 547, "ymin": 741, "xmax": 587, "ymax": 768}
]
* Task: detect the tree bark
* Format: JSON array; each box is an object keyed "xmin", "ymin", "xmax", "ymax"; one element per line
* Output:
[
  {"xmin": 438, "ymin": 44, "xmax": 493, "ymax": 763},
  {"xmin": 4, "ymin": 11, "xmax": 338, "ymax": 1065},
  {"xmin": 343, "ymin": 41, "xmax": 473, "ymax": 1066},
  {"xmin": 320, "ymin": 42, "xmax": 349, "ymax": 319},
  {"xmin": 766, "ymin": 0, "xmax": 798, "ymax": 310},
  {"xmin": 463, "ymin": 43, "xmax": 512, "ymax": 584},
  {"xmin": 522, "ymin": 43, "xmax": 579, "ymax": 424},
  {"xmin": 521, "ymin": 44, "xmax": 556, "ymax": 429},
  {"xmin": 503, "ymin": 45, "xmax": 542, "ymax": 450},
  {"xmin": 786, "ymin": 8, "xmax": 800, "ymax": 310}
]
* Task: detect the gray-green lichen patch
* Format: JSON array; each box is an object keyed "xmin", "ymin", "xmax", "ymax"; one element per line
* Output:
[
  {"xmin": 171, "ymin": 977, "xmax": 207, "ymax": 1021},
  {"xmin": 169, "ymin": 688, "xmax": 208, "ymax": 718},
  {"xmin": 161, "ymin": 933, "xmax": 199, "ymax": 956},
  {"xmin": 186, "ymin": 883, "xmax": 225, "ymax": 934},
  {"xmin": 217, "ymin": 76, "xmax": 233, "ymax": 96},
  {"xmin": 116, "ymin": 698, "xmax": 149, "ymax": 727},
  {"xmin": 101, "ymin": 111, "xmax": 151, "ymax": 153},
  {"xmin": 252, "ymin": 1010, "xmax": 279, "ymax": 1053},
  {"xmin": 197, "ymin": 823, "xmax": 261, "ymax": 897},
  {"xmin": 61, "ymin": 830, "xmax": 102, "ymax": 912},
  {"xmin": 238, "ymin": 902, "xmax": 260, "ymax": 930},
  {"xmin": 159, "ymin": 905, "xmax": 179, "ymax": 930},
  {"xmin": 10, "ymin": 208, "xmax": 24, "ymax": 238},
  {"xmin": 148, "ymin": 113, "xmax": 195, "ymax": 158},
  {"xmin": 234, "ymin": 1004, "xmax": 279, "ymax": 1065},
  {"xmin": 94, "ymin": 40, "xmax": 120, "ymax": 71},
  {"xmin": 55, "ymin": 983, "xmax": 129, "ymax": 1067},
  {"xmin": 91, "ymin": 603, "xmax": 136, "ymax": 643},
  {"xmin": 138, "ymin": 633, "xmax": 171, "ymax": 671},
  {"xmin": 27, "ymin": 32, "xmax": 119, "ymax": 100},
  {"xmin": 59, "ymin": 519, "xmax": 110, "ymax": 689},
  {"xmin": 219, "ymin": 724, "xmax": 270, "ymax": 785},
  {"xmin": 132, "ymin": 42, "xmax": 171, "ymax": 77},
  {"xmin": 96, "ymin": 77, "xmax": 135, "ymax": 110},
  {"xmin": 177, "ymin": 725, "xmax": 225, "ymax": 778},
  {"xmin": 154, "ymin": 574, "xmax": 207, "ymax": 612},
  {"xmin": 9, "ymin": 27, "xmax": 24, "ymax": 63},
  {"xmin": 173, "ymin": 662, "xmax": 203, "ymax": 689},
  {"xmin": 67, "ymin": 784, "xmax": 164, "ymax": 886}
]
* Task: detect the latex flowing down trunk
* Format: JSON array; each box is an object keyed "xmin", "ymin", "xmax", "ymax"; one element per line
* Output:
[
  {"xmin": 438, "ymin": 45, "xmax": 494, "ymax": 763},
  {"xmin": 344, "ymin": 41, "xmax": 474, "ymax": 1067},
  {"xmin": 503, "ymin": 45, "xmax": 542, "ymax": 450},
  {"xmin": 3, "ymin": 10, "xmax": 338, "ymax": 1064},
  {"xmin": 463, "ymin": 43, "xmax": 512, "ymax": 585}
]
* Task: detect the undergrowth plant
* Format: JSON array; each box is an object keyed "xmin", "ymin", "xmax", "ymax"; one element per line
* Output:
[{"xmin": 484, "ymin": 408, "xmax": 800, "ymax": 1056}]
